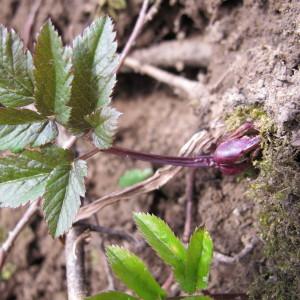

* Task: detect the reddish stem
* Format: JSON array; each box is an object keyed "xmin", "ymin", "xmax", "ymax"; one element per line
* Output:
[{"xmin": 102, "ymin": 146, "xmax": 214, "ymax": 168}]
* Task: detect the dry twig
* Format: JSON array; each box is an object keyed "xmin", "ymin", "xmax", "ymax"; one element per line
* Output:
[
  {"xmin": 213, "ymin": 237, "xmax": 260, "ymax": 265},
  {"xmin": 124, "ymin": 57, "xmax": 210, "ymax": 101},
  {"xmin": 130, "ymin": 37, "xmax": 212, "ymax": 69},
  {"xmin": 116, "ymin": 0, "xmax": 150, "ymax": 72},
  {"xmin": 0, "ymin": 199, "xmax": 41, "ymax": 270},
  {"xmin": 75, "ymin": 222, "xmax": 135, "ymax": 243},
  {"xmin": 22, "ymin": 0, "xmax": 43, "ymax": 48},
  {"xmin": 182, "ymin": 169, "xmax": 196, "ymax": 244}
]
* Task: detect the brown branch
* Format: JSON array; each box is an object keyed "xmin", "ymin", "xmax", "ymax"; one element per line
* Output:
[
  {"xmin": 162, "ymin": 271, "xmax": 174, "ymax": 292},
  {"xmin": 0, "ymin": 199, "xmax": 40, "ymax": 270},
  {"xmin": 75, "ymin": 222, "xmax": 135, "ymax": 243},
  {"xmin": 145, "ymin": 0, "xmax": 163, "ymax": 22},
  {"xmin": 182, "ymin": 169, "xmax": 196, "ymax": 244},
  {"xmin": 124, "ymin": 57, "xmax": 210, "ymax": 101},
  {"xmin": 116, "ymin": 0, "xmax": 150, "ymax": 73},
  {"xmin": 22, "ymin": 0, "xmax": 43, "ymax": 48},
  {"xmin": 130, "ymin": 37, "xmax": 212, "ymax": 69},
  {"xmin": 100, "ymin": 239, "xmax": 115, "ymax": 290},
  {"xmin": 65, "ymin": 226, "xmax": 88, "ymax": 300},
  {"xmin": 213, "ymin": 236, "xmax": 260, "ymax": 265}
]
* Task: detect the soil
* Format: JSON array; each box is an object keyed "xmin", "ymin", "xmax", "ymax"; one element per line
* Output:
[{"xmin": 0, "ymin": 0, "xmax": 299, "ymax": 299}]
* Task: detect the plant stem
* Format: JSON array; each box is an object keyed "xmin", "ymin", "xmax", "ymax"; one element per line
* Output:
[
  {"xmin": 65, "ymin": 226, "xmax": 88, "ymax": 300},
  {"xmin": 79, "ymin": 145, "xmax": 214, "ymax": 168}
]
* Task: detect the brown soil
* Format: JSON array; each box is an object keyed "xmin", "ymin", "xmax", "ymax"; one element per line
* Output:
[{"xmin": 0, "ymin": 0, "xmax": 299, "ymax": 299}]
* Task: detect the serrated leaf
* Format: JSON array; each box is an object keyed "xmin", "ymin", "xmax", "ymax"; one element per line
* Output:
[
  {"xmin": 85, "ymin": 106, "xmax": 121, "ymax": 149},
  {"xmin": 34, "ymin": 21, "xmax": 73, "ymax": 124},
  {"xmin": 0, "ymin": 147, "xmax": 72, "ymax": 208},
  {"xmin": 0, "ymin": 108, "xmax": 57, "ymax": 151},
  {"xmin": 0, "ymin": 25, "xmax": 34, "ymax": 107},
  {"xmin": 183, "ymin": 228, "xmax": 213, "ymax": 293},
  {"xmin": 119, "ymin": 168, "xmax": 153, "ymax": 188},
  {"xmin": 107, "ymin": 246, "xmax": 166, "ymax": 300},
  {"xmin": 86, "ymin": 291, "xmax": 138, "ymax": 300},
  {"xmin": 68, "ymin": 16, "xmax": 118, "ymax": 132},
  {"xmin": 43, "ymin": 159, "xmax": 87, "ymax": 237},
  {"xmin": 133, "ymin": 213, "xmax": 186, "ymax": 274}
]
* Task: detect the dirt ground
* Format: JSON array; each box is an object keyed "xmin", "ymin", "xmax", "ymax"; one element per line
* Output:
[{"xmin": 0, "ymin": 0, "xmax": 299, "ymax": 299}]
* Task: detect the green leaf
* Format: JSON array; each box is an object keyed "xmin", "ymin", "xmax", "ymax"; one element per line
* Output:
[
  {"xmin": 85, "ymin": 106, "xmax": 121, "ymax": 149},
  {"xmin": 178, "ymin": 297, "xmax": 212, "ymax": 300},
  {"xmin": 0, "ymin": 147, "xmax": 72, "ymax": 208},
  {"xmin": 133, "ymin": 213, "xmax": 186, "ymax": 275},
  {"xmin": 108, "ymin": 0, "xmax": 127, "ymax": 10},
  {"xmin": 86, "ymin": 291, "xmax": 138, "ymax": 300},
  {"xmin": 184, "ymin": 228, "xmax": 213, "ymax": 293},
  {"xmin": 34, "ymin": 21, "xmax": 73, "ymax": 125},
  {"xmin": 43, "ymin": 159, "xmax": 87, "ymax": 237},
  {"xmin": 0, "ymin": 108, "xmax": 57, "ymax": 151},
  {"xmin": 107, "ymin": 246, "xmax": 166, "ymax": 300},
  {"xmin": 68, "ymin": 16, "xmax": 118, "ymax": 132},
  {"xmin": 119, "ymin": 168, "xmax": 153, "ymax": 188},
  {"xmin": 0, "ymin": 25, "xmax": 34, "ymax": 107}
]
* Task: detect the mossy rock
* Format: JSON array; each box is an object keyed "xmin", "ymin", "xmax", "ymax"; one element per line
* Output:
[{"xmin": 227, "ymin": 105, "xmax": 300, "ymax": 299}]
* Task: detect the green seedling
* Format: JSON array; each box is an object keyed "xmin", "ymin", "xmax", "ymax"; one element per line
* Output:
[{"xmin": 86, "ymin": 213, "xmax": 213, "ymax": 300}]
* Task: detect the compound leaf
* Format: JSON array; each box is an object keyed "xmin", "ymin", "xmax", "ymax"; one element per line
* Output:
[
  {"xmin": 133, "ymin": 213, "xmax": 186, "ymax": 275},
  {"xmin": 184, "ymin": 228, "xmax": 213, "ymax": 293},
  {"xmin": 86, "ymin": 291, "xmax": 138, "ymax": 300},
  {"xmin": 68, "ymin": 16, "xmax": 118, "ymax": 132},
  {"xmin": 0, "ymin": 25, "xmax": 34, "ymax": 107},
  {"xmin": 0, "ymin": 108, "xmax": 57, "ymax": 152},
  {"xmin": 43, "ymin": 159, "xmax": 87, "ymax": 237},
  {"xmin": 85, "ymin": 106, "xmax": 121, "ymax": 149},
  {"xmin": 34, "ymin": 21, "xmax": 72, "ymax": 125},
  {"xmin": 107, "ymin": 246, "xmax": 166, "ymax": 300},
  {"xmin": 0, "ymin": 147, "xmax": 72, "ymax": 208}
]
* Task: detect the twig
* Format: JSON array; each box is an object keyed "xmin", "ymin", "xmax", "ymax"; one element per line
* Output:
[
  {"xmin": 65, "ymin": 226, "xmax": 88, "ymax": 300},
  {"xmin": 0, "ymin": 199, "xmax": 40, "ymax": 270},
  {"xmin": 116, "ymin": 0, "xmax": 150, "ymax": 72},
  {"xmin": 129, "ymin": 37, "xmax": 212, "ymax": 69},
  {"xmin": 100, "ymin": 239, "xmax": 115, "ymax": 290},
  {"xmin": 162, "ymin": 272, "xmax": 174, "ymax": 292},
  {"xmin": 22, "ymin": 0, "xmax": 43, "ymax": 48},
  {"xmin": 76, "ymin": 131, "xmax": 211, "ymax": 221},
  {"xmin": 182, "ymin": 169, "xmax": 196, "ymax": 244},
  {"xmin": 145, "ymin": 0, "xmax": 163, "ymax": 22},
  {"xmin": 213, "ymin": 237, "xmax": 260, "ymax": 265},
  {"xmin": 75, "ymin": 222, "xmax": 135, "ymax": 243},
  {"xmin": 124, "ymin": 57, "xmax": 209, "ymax": 101}
]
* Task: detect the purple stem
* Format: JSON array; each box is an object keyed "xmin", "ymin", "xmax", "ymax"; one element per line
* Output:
[{"xmin": 102, "ymin": 146, "xmax": 215, "ymax": 168}]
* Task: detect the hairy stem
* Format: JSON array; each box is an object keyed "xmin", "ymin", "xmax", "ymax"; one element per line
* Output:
[{"xmin": 65, "ymin": 226, "xmax": 88, "ymax": 300}]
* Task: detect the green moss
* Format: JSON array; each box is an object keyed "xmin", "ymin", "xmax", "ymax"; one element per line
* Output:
[{"xmin": 227, "ymin": 105, "xmax": 300, "ymax": 299}]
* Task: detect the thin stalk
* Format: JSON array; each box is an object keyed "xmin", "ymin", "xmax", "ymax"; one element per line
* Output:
[{"xmin": 79, "ymin": 145, "xmax": 214, "ymax": 168}]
